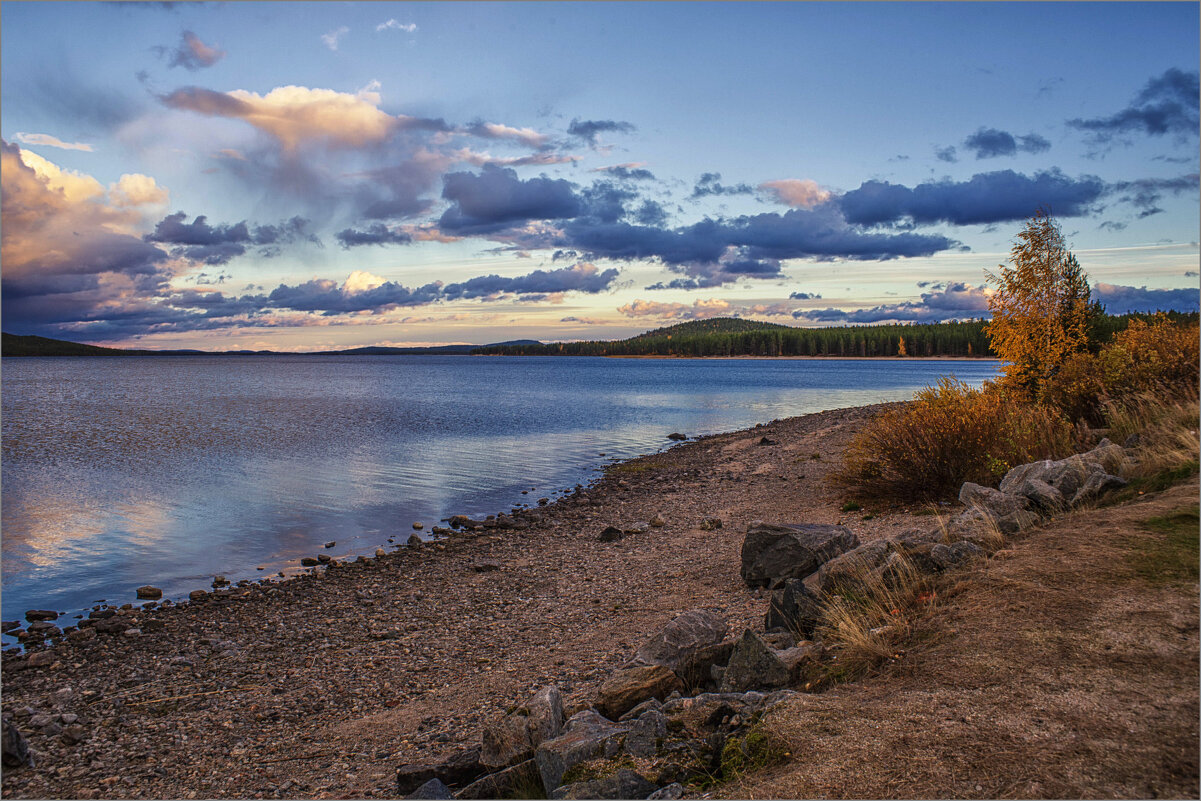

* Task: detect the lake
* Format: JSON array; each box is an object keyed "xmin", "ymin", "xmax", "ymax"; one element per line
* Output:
[{"xmin": 1, "ymin": 355, "xmax": 999, "ymax": 632}]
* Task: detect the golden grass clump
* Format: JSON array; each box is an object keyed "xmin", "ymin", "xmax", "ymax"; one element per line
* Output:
[
  {"xmin": 835, "ymin": 377, "xmax": 1074, "ymax": 501},
  {"xmin": 1104, "ymin": 391, "xmax": 1200, "ymax": 481}
]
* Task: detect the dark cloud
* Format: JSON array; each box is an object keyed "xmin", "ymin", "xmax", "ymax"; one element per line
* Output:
[
  {"xmin": 335, "ymin": 224, "xmax": 414, "ymax": 248},
  {"xmin": 596, "ymin": 165, "xmax": 656, "ymax": 181},
  {"xmin": 162, "ymin": 30, "xmax": 225, "ymax": 70},
  {"xmin": 792, "ymin": 282, "xmax": 990, "ymax": 324},
  {"xmin": 838, "ymin": 169, "xmax": 1106, "ymax": 226},
  {"xmin": 1098, "ymin": 221, "xmax": 1128, "ymax": 232},
  {"xmin": 961, "ymin": 128, "xmax": 1052, "ymax": 159},
  {"xmin": 1108, "ymin": 173, "xmax": 1200, "ymax": 216},
  {"xmin": 1068, "ymin": 68, "xmax": 1200, "ymax": 142},
  {"xmin": 567, "ymin": 119, "xmax": 636, "ymax": 145},
  {"xmin": 935, "ymin": 146, "xmax": 958, "ymax": 163},
  {"xmin": 633, "ymin": 200, "xmax": 668, "ymax": 227},
  {"xmin": 788, "ymin": 291, "xmax": 820, "ymax": 300},
  {"xmin": 31, "ymin": 71, "xmax": 144, "ymax": 135},
  {"xmin": 441, "ymin": 263, "xmax": 619, "ymax": 300},
  {"xmin": 145, "ymin": 211, "xmax": 317, "ymax": 264},
  {"xmin": 439, "ymin": 165, "xmax": 582, "ymax": 234},
  {"xmin": 1092, "ymin": 282, "xmax": 1200, "ymax": 314},
  {"xmin": 691, "ymin": 172, "xmax": 754, "ymax": 198}
]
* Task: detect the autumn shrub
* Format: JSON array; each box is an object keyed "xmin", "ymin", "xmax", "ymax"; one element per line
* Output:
[{"xmin": 835, "ymin": 377, "xmax": 1074, "ymax": 501}]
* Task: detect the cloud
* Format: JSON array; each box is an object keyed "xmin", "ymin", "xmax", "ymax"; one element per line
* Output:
[
  {"xmin": 837, "ymin": 169, "xmax": 1106, "ymax": 226},
  {"xmin": 1091, "ymin": 282, "xmax": 1200, "ymax": 314},
  {"xmin": 164, "ymin": 30, "xmax": 225, "ymax": 70},
  {"xmin": 451, "ymin": 148, "xmax": 578, "ymax": 168},
  {"xmin": 145, "ymin": 211, "xmax": 316, "ymax": 264},
  {"xmin": 439, "ymin": 165, "xmax": 582, "ymax": 234},
  {"xmin": 935, "ymin": 146, "xmax": 958, "ymax": 163},
  {"xmin": 788, "ymin": 291, "xmax": 821, "ymax": 300},
  {"xmin": 1068, "ymin": 68, "xmax": 1200, "ymax": 142},
  {"xmin": 335, "ymin": 223, "xmax": 414, "ymax": 248},
  {"xmin": 108, "ymin": 173, "xmax": 170, "ymax": 208},
  {"xmin": 161, "ymin": 84, "xmax": 415, "ymax": 151},
  {"xmin": 13, "ymin": 132, "xmax": 94, "ymax": 151},
  {"xmin": 441, "ymin": 262, "xmax": 619, "ymax": 300},
  {"xmin": 618, "ymin": 298, "xmax": 733, "ymax": 320},
  {"xmin": 321, "ymin": 26, "xmax": 349, "ymax": 51},
  {"xmin": 560, "ymin": 316, "xmax": 605, "ymax": 324},
  {"xmin": 567, "ymin": 119, "xmax": 636, "ymax": 146},
  {"xmin": 691, "ymin": 172, "xmax": 753, "ymax": 198},
  {"xmin": 791, "ymin": 282, "xmax": 991, "ymax": 324},
  {"xmin": 1107, "ymin": 173, "xmax": 1200, "ymax": 217},
  {"xmin": 465, "ymin": 122, "xmax": 549, "ymax": 149},
  {"xmin": 759, "ymin": 179, "xmax": 831, "ymax": 209},
  {"xmin": 961, "ymin": 128, "xmax": 1051, "ymax": 159},
  {"xmin": 376, "ymin": 19, "xmax": 417, "ymax": 33},
  {"xmin": 594, "ymin": 164, "xmax": 656, "ymax": 181}
]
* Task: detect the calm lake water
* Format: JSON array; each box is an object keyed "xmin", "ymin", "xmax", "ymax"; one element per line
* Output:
[{"xmin": 1, "ymin": 355, "xmax": 999, "ymax": 631}]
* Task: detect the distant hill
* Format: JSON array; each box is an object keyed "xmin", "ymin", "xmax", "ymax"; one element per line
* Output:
[
  {"xmin": 629, "ymin": 318, "xmax": 791, "ymax": 339},
  {"xmin": 2, "ymin": 332, "xmax": 543, "ymax": 357}
]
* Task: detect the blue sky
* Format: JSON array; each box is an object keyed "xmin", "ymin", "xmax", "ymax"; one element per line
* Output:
[{"xmin": 2, "ymin": 1, "xmax": 1198, "ymax": 349}]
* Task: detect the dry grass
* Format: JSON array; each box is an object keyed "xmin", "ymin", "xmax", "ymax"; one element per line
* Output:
[
  {"xmin": 834, "ymin": 377, "xmax": 1074, "ymax": 502},
  {"xmin": 1105, "ymin": 391, "xmax": 1199, "ymax": 480}
]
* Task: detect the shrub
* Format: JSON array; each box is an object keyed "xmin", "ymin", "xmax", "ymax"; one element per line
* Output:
[{"xmin": 835, "ymin": 377, "xmax": 1074, "ymax": 501}]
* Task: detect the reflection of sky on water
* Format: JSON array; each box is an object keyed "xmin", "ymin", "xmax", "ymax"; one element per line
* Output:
[{"xmin": 2, "ymin": 356, "xmax": 998, "ymax": 626}]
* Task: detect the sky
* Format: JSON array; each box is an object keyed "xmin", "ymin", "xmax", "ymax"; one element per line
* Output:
[{"xmin": 1, "ymin": 2, "xmax": 1198, "ymax": 351}]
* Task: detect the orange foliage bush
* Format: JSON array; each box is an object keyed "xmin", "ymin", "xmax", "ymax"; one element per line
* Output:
[{"xmin": 836, "ymin": 377, "xmax": 1075, "ymax": 501}]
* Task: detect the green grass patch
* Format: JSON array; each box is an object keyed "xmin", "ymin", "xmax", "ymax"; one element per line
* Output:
[
  {"xmin": 840, "ymin": 500, "xmax": 861, "ymax": 512},
  {"xmin": 1126, "ymin": 505, "xmax": 1200, "ymax": 586}
]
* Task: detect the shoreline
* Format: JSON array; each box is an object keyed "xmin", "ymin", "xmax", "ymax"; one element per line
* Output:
[{"xmin": 1, "ymin": 401, "xmax": 912, "ymax": 799}]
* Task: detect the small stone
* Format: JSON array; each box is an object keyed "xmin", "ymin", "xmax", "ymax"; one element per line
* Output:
[
  {"xmin": 26, "ymin": 651, "xmax": 55, "ymax": 668},
  {"xmin": 212, "ymin": 575, "xmax": 229, "ymax": 587},
  {"xmin": 667, "ymin": 432, "xmax": 688, "ymax": 441},
  {"xmin": 189, "ymin": 590, "xmax": 208, "ymax": 602},
  {"xmin": 324, "ymin": 541, "xmax": 336, "ymax": 548},
  {"xmin": 135, "ymin": 586, "xmax": 162, "ymax": 600},
  {"xmin": 408, "ymin": 534, "xmax": 423, "ymax": 546},
  {"xmin": 25, "ymin": 610, "xmax": 58, "ymax": 622},
  {"xmin": 404, "ymin": 778, "xmax": 452, "ymax": 799},
  {"xmin": 300, "ymin": 557, "xmax": 320, "ymax": 567},
  {"xmin": 317, "ymin": 553, "xmax": 332, "ymax": 563},
  {"xmin": 538, "ymin": 498, "xmax": 550, "ymax": 506},
  {"xmin": 375, "ymin": 548, "xmax": 387, "ymax": 558},
  {"xmin": 472, "ymin": 560, "xmax": 502, "ymax": 573},
  {"xmin": 699, "ymin": 517, "xmax": 723, "ymax": 530},
  {"xmin": 412, "ymin": 522, "xmax": 424, "ymax": 531},
  {"xmin": 596, "ymin": 665, "xmax": 682, "ymax": 719},
  {"xmin": 649, "ymin": 783, "xmax": 685, "ymax": 800},
  {"xmin": 649, "ymin": 515, "xmax": 666, "ymax": 528},
  {"xmin": 2, "ymin": 719, "xmax": 32, "ymax": 768},
  {"xmin": 598, "ymin": 526, "xmax": 624, "ymax": 542}
]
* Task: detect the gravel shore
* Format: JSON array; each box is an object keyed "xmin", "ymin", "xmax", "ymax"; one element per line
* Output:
[{"xmin": 3, "ymin": 402, "xmax": 920, "ymax": 800}]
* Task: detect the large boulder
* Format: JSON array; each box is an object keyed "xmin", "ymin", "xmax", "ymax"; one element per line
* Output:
[
  {"xmin": 551, "ymin": 768, "xmax": 658, "ymax": 800},
  {"xmin": 595, "ymin": 666, "xmax": 682, "ymax": 720},
  {"xmin": 403, "ymin": 778, "xmax": 453, "ymax": 800},
  {"xmin": 396, "ymin": 747, "xmax": 485, "ymax": 794},
  {"xmin": 958, "ymin": 483, "xmax": 1040, "ymax": 534},
  {"xmin": 740, "ymin": 523, "xmax": 859, "ymax": 588},
  {"xmin": 628, "ymin": 610, "xmax": 728, "ymax": 673},
  {"xmin": 720, "ymin": 630, "xmax": 791, "ymax": 692},
  {"xmin": 535, "ymin": 711, "xmax": 631, "ymax": 794},
  {"xmin": 1000, "ymin": 440, "xmax": 1124, "ymax": 503},
  {"xmin": 817, "ymin": 539, "xmax": 892, "ymax": 595},
  {"xmin": 481, "ymin": 685, "xmax": 565, "ymax": 768},
  {"xmin": 764, "ymin": 579, "xmax": 823, "ymax": 637}
]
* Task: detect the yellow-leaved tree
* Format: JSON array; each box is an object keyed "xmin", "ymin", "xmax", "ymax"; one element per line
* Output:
[{"xmin": 985, "ymin": 210, "xmax": 1097, "ymax": 396}]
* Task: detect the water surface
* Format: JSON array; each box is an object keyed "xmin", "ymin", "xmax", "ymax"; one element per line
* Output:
[{"xmin": 1, "ymin": 355, "xmax": 999, "ymax": 629}]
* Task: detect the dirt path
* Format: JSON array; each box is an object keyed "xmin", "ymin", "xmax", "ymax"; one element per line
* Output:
[{"xmin": 728, "ymin": 478, "xmax": 1200, "ymax": 799}]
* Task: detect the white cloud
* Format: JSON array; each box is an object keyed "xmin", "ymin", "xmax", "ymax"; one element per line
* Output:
[
  {"xmin": 13, "ymin": 132, "xmax": 94, "ymax": 152},
  {"xmin": 759, "ymin": 179, "xmax": 831, "ymax": 209},
  {"xmin": 321, "ymin": 26, "xmax": 349, "ymax": 51},
  {"xmin": 376, "ymin": 19, "xmax": 417, "ymax": 33}
]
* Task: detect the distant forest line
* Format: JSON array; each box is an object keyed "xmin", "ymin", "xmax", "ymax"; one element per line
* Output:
[{"xmin": 474, "ymin": 312, "xmax": 1200, "ymax": 359}]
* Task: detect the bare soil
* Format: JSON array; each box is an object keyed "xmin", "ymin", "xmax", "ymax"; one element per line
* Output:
[{"xmin": 2, "ymin": 402, "xmax": 1196, "ymax": 800}]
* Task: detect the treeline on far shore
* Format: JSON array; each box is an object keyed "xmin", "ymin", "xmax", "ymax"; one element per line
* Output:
[{"xmin": 473, "ymin": 312, "xmax": 1200, "ymax": 359}]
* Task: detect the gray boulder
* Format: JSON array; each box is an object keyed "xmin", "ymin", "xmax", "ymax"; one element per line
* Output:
[
  {"xmin": 596, "ymin": 666, "xmax": 682, "ymax": 720},
  {"xmin": 648, "ymin": 783, "xmax": 685, "ymax": 799},
  {"xmin": 1013, "ymin": 478, "xmax": 1066, "ymax": 513},
  {"xmin": 740, "ymin": 523, "xmax": 859, "ymax": 588},
  {"xmin": 628, "ymin": 609, "xmax": 728, "ymax": 673},
  {"xmin": 623, "ymin": 709, "xmax": 668, "ymax": 758},
  {"xmin": 817, "ymin": 539, "xmax": 892, "ymax": 594},
  {"xmin": 535, "ymin": 711, "xmax": 631, "ymax": 794},
  {"xmin": 1070, "ymin": 470, "xmax": 1128, "ymax": 507},
  {"xmin": 551, "ymin": 768, "xmax": 658, "ymax": 800},
  {"xmin": 764, "ymin": 578, "xmax": 823, "ymax": 637},
  {"xmin": 958, "ymin": 483, "xmax": 1040, "ymax": 534},
  {"xmin": 481, "ymin": 685, "xmax": 565, "ymax": 768},
  {"xmin": 2, "ymin": 719, "xmax": 32, "ymax": 769},
  {"xmin": 929, "ymin": 540, "xmax": 984, "ymax": 570},
  {"xmin": 404, "ymin": 778, "xmax": 453, "ymax": 799},
  {"xmin": 720, "ymin": 630, "xmax": 791, "ymax": 692}
]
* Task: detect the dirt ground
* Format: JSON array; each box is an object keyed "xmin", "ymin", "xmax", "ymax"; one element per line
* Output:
[
  {"xmin": 2, "ymin": 402, "xmax": 1196, "ymax": 799},
  {"xmin": 727, "ymin": 478, "xmax": 1200, "ymax": 800}
]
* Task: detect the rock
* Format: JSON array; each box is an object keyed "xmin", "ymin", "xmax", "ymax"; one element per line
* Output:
[
  {"xmin": 741, "ymin": 522, "xmax": 859, "ymax": 588},
  {"xmin": 60, "ymin": 724, "xmax": 89, "ymax": 745},
  {"xmin": 1069, "ymin": 470, "xmax": 1128, "ymax": 507},
  {"xmin": 24, "ymin": 610, "xmax": 58, "ymax": 622},
  {"xmin": 765, "ymin": 578, "xmax": 824, "ymax": 637},
  {"xmin": 481, "ymin": 685, "xmax": 564, "ymax": 769},
  {"xmin": 959, "ymin": 482, "xmax": 1029, "ymax": 517},
  {"xmin": 998, "ymin": 445, "xmax": 1122, "ymax": 504},
  {"xmin": 300, "ymin": 557, "xmax": 320, "ymax": 567},
  {"xmin": 404, "ymin": 778, "xmax": 452, "ymax": 799},
  {"xmin": 720, "ymin": 630, "xmax": 792, "ymax": 692},
  {"xmin": 930, "ymin": 540, "xmax": 984, "ymax": 569},
  {"xmin": 26, "ymin": 650, "xmax": 55, "ymax": 668},
  {"xmin": 649, "ymin": 515, "xmax": 666, "ymax": 528},
  {"xmin": 596, "ymin": 665, "xmax": 683, "ymax": 720},
  {"xmin": 412, "ymin": 522, "xmax": 424, "ymax": 531},
  {"xmin": 472, "ymin": 560, "xmax": 501, "ymax": 573},
  {"xmin": 2, "ymin": 719, "xmax": 32, "ymax": 768},
  {"xmin": 1083, "ymin": 438, "xmax": 1125, "ymax": 473},
  {"xmin": 648, "ymin": 782, "xmax": 685, "ymax": 799},
  {"xmin": 457, "ymin": 759, "xmax": 540, "ymax": 800},
  {"xmin": 552, "ymin": 768, "xmax": 657, "ymax": 799},
  {"xmin": 67, "ymin": 627, "xmax": 97, "ymax": 643},
  {"xmin": 629, "ymin": 609, "xmax": 728, "ymax": 674},
  {"xmin": 598, "ymin": 526, "xmax": 625, "ymax": 543},
  {"xmin": 623, "ymin": 522, "xmax": 651, "ymax": 535},
  {"xmin": 317, "ymin": 553, "xmax": 332, "ymax": 563},
  {"xmin": 407, "ymin": 534, "xmax": 423, "ymax": 546},
  {"xmin": 132, "ymin": 585, "xmax": 160, "ymax": 600},
  {"xmin": 1014, "ymin": 478, "xmax": 1066, "ymax": 513},
  {"xmin": 699, "ymin": 517, "xmax": 723, "ymax": 531},
  {"xmin": 757, "ymin": 436, "xmax": 776, "ymax": 446},
  {"xmin": 1, "ymin": 621, "xmax": 19, "ymax": 632},
  {"xmin": 27, "ymin": 621, "xmax": 61, "ymax": 637},
  {"xmin": 1123, "ymin": 433, "xmax": 1141, "ymax": 449},
  {"xmin": 375, "ymin": 548, "xmax": 387, "ymax": 558},
  {"xmin": 617, "ymin": 697, "xmax": 663, "ymax": 722},
  {"xmin": 189, "ymin": 590, "xmax": 208, "ymax": 602},
  {"xmin": 212, "ymin": 575, "xmax": 229, "ymax": 587},
  {"xmin": 535, "ymin": 711, "xmax": 631, "ymax": 793},
  {"xmin": 396, "ymin": 748, "xmax": 487, "ymax": 795},
  {"xmin": 623, "ymin": 709, "xmax": 667, "ymax": 757},
  {"xmin": 666, "ymin": 432, "xmax": 688, "ymax": 441}
]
